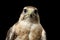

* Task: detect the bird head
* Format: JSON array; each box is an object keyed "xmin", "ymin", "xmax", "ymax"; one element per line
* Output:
[{"xmin": 19, "ymin": 6, "xmax": 40, "ymax": 23}]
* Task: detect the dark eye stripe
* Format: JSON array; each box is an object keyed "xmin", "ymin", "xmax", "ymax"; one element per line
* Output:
[{"xmin": 24, "ymin": 9, "xmax": 27, "ymax": 13}]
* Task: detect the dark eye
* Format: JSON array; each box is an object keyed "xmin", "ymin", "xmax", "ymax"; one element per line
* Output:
[
  {"xmin": 34, "ymin": 10, "xmax": 38, "ymax": 14},
  {"xmin": 24, "ymin": 9, "xmax": 27, "ymax": 13}
]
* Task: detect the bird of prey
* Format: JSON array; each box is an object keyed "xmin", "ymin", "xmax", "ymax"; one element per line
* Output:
[{"xmin": 5, "ymin": 6, "xmax": 46, "ymax": 40}]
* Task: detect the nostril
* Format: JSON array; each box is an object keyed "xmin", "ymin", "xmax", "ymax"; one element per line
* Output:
[{"xmin": 30, "ymin": 14, "xmax": 33, "ymax": 18}]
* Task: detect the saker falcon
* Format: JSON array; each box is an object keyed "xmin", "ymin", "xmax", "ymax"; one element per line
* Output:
[{"xmin": 5, "ymin": 6, "xmax": 46, "ymax": 40}]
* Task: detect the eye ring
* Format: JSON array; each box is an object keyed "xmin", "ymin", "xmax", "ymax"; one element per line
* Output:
[
  {"xmin": 34, "ymin": 10, "xmax": 38, "ymax": 14},
  {"xmin": 24, "ymin": 9, "xmax": 27, "ymax": 13}
]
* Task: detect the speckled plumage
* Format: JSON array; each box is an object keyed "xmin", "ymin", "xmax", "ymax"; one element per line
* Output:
[{"xmin": 6, "ymin": 6, "xmax": 46, "ymax": 40}]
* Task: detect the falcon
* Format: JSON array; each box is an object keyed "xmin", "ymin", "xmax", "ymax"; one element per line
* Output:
[{"xmin": 5, "ymin": 6, "xmax": 46, "ymax": 40}]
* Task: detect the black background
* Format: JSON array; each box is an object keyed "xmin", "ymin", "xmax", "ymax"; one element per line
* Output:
[{"xmin": 0, "ymin": 0, "xmax": 50, "ymax": 40}]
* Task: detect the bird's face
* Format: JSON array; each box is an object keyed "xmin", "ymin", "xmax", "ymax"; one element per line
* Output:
[
  {"xmin": 20, "ymin": 6, "xmax": 40, "ymax": 23},
  {"xmin": 23, "ymin": 6, "xmax": 38, "ymax": 18}
]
